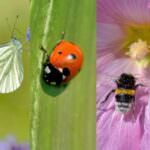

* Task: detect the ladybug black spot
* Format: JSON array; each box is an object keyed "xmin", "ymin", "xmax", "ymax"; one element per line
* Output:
[
  {"xmin": 58, "ymin": 51, "xmax": 62, "ymax": 54},
  {"xmin": 63, "ymin": 68, "xmax": 70, "ymax": 76}
]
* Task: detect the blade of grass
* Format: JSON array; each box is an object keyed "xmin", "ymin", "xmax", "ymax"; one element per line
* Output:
[{"xmin": 30, "ymin": 0, "xmax": 96, "ymax": 150}]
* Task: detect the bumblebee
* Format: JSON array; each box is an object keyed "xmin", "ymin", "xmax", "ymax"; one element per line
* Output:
[{"xmin": 101, "ymin": 73, "xmax": 144, "ymax": 113}]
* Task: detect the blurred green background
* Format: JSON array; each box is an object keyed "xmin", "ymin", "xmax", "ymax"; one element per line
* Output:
[{"xmin": 0, "ymin": 0, "xmax": 29, "ymax": 141}]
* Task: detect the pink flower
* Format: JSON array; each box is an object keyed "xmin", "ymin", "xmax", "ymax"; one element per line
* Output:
[
  {"xmin": 97, "ymin": 0, "xmax": 150, "ymax": 76},
  {"xmin": 97, "ymin": 0, "xmax": 150, "ymax": 150}
]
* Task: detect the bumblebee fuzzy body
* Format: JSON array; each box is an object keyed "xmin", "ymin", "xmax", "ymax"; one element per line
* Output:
[
  {"xmin": 102, "ymin": 73, "xmax": 143, "ymax": 114},
  {"xmin": 115, "ymin": 88, "xmax": 135, "ymax": 113}
]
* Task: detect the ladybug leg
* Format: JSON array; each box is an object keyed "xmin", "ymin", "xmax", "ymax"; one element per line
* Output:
[
  {"xmin": 40, "ymin": 45, "xmax": 49, "ymax": 64},
  {"xmin": 40, "ymin": 45, "xmax": 47, "ymax": 53}
]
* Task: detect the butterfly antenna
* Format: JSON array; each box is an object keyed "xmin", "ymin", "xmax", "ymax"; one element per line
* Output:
[
  {"xmin": 15, "ymin": 28, "xmax": 24, "ymax": 38},
  {"xmin": 5, "ymin": 18, "xmax": 11, "ymax": 37},
  {"xmin": 11, "ymin": 15, "xmax": 19, "ymax": 38}
]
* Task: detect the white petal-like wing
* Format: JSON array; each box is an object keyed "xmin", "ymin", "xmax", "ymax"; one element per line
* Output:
[{"xmin": 0, "ymin": 41, "xmax": 23, "ymax": 93}]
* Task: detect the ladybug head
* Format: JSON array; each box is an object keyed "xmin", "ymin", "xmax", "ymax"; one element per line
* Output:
[{"xmin": 42, "ymin": 63, "xmax": 71, "ymax": 85}]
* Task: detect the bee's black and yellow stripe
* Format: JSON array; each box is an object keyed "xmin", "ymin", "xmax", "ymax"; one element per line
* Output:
[
  {"xmin": 115, "ymin": 88, "xmax": 135, "ymax": 96},
  {"xmin": 115, "ymin": 88, "xmax": 135, "ymax": 113}
]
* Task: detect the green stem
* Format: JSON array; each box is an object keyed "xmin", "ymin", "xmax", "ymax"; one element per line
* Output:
[{"xmin": 30, "ymin": 0, "xmax": 96, "ymax": 149}]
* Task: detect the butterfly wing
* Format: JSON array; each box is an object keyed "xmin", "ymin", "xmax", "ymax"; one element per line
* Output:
[{"xmin": 0, "ymin": 41, "xmax": 23, "ymax": 93}]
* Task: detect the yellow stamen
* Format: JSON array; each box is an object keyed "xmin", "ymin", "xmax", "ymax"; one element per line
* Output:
[{"xmin": 126, "ymin": 39, "xmax": 150, "ymax": 60}]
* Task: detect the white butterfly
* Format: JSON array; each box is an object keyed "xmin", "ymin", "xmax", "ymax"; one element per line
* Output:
[{"xmin": 0, "ymin": 37, "xmax": 23, "ymax": 93}]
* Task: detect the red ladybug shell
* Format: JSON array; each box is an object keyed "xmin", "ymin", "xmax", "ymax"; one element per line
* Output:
[{"xmin": 50, "ymin": 40, "xmax": 84, "ymax": 82}]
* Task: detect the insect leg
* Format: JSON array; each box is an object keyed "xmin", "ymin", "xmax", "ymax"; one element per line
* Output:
[
  {"xmin": 101, "ymin": 89, "xmax": 115, "ymax": 104},
  {"xmin": 135, "ymin": 83, "xmax": 145, "ymax": 89},
  {"xmin": 40, "ymin": 45, "xmax": 47, "ymax": 53},
  {"xmin": 40, "ymin": 46, "xmax": 49, "ymax": 64}
]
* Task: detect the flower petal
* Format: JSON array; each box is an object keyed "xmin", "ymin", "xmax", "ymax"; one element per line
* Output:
[
  {"xmin": 98, "ymin": 58, "xmax": 143, "ymax": 76},
  {"xmin": 97, "ymin": 86, "xmax": 148, "ymax": 150},
  {"xmin": 97, "ymin": 23, "xmax": 125, "ymax": 57},
  {"xmin": 98, "ymin": 0, "xmax": 150, "ymax": 25},
  {"xmin": 141, "ymin": 91, "xmax": 150, "ymax": 150}
]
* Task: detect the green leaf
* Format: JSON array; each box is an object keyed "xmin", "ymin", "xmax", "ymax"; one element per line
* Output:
[{"xmin": 30, "ymin": 0, "xmax": 96, "ymax": 149}]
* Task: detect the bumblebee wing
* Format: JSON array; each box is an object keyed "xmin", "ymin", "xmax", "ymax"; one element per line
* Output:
[{"xmin": 0, "ymin": 42, "xmax": 23, "ymax": 93}]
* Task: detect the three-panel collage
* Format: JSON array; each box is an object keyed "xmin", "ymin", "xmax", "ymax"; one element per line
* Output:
[{"xmin": 0, "ymin": 0, "xmax": 150, "ymax": 150}]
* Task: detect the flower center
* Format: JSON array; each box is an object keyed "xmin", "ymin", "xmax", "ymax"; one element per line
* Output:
[
  {"xmin": 126, "ymin": 39, "xmax": 150, "ymax": 60},
  {"xmin": 123, "ymin": 25, "xmax": 150, "ymax": 68},
  {"xmin": 126, "ymin": 39, "xmax": 150, "ymax": 68}
]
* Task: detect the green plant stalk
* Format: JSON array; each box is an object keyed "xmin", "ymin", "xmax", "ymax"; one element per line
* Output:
[{"xmin": 30, "ymin": 0, "xmax": 96, "ymax": 149}]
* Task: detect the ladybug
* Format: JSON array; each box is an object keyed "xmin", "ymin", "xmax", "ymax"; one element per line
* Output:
[{"xmin": 41, "ymin": 36, "xmax": 84, "ymax": 86}]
